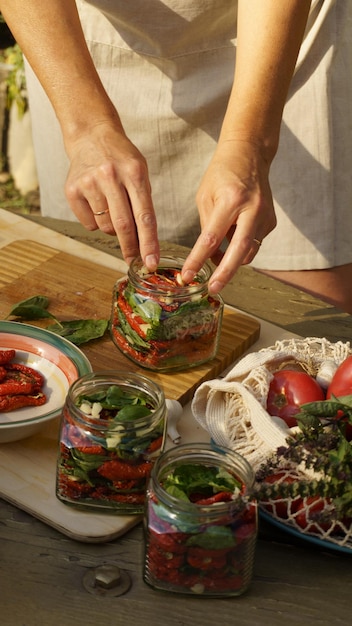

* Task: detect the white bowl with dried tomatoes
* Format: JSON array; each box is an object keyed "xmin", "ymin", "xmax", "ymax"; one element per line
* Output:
[{"xmin": 0, "ymin": 321, "xmax": 92, "ymax": 443}]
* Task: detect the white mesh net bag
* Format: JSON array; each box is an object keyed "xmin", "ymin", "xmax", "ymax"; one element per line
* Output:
[{"xmin": 191, "ymin": 337, "xmax": 352, "ymax": 549}]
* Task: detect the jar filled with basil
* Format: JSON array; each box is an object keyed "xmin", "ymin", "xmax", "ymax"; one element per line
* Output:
[
  {"xmin": 56, "ymin": 371, "xmax": 166, "ymax": 514},
  {"xmin": 143, "ymin": 443, "xmax": 258, "ymax": 596},
  {"xmin": 111, "ymin": 254, "xmax": 223, "ymax": 372}
]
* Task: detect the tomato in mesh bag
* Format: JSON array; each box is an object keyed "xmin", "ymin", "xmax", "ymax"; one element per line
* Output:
[
  {"xmin": 261, "ymin": 471, "xmax": 303, "ymax": 520},
  {"xmin": 267, "ymin": 370, "xmax": 325, "ymax": 428}
]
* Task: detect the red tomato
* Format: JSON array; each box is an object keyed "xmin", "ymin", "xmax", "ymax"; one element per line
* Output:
[
  {"xmin": 327, "ymin": 356, "xmax": 352, "ymax": 398},
  {"xmin": 326, "ymin": 356, "xmax": 352, "ymax": 440},
  {"xmin": 267, "ymin": 370, "xmax": 325, "ymax": 427},
  {"xmin": 261, "ymin": 472, "xmax": 303, "ymax": 520},
  {"xmin": 294, "ymin": 497, "xmax": 333, "ymax": 534}
]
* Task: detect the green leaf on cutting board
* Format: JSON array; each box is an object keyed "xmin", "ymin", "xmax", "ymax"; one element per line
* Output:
[
  {"xmin": 47, "ymin": 319, "xmax": 109, "ymax": 345},
  {"xmin": 7, "ymin": 295, "xmax": 59, "ymax": 322}
]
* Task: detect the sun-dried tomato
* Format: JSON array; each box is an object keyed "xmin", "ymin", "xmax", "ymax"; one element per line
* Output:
[
  {"xmin": 74, "ymin": 444, "xmax": 105, "ymax": 455},
  {"xmin": 0, "ymin": 351, "xmax": 47, "ymax": 412},
  {"xmin": 148, "ymin": 548, "xmax": 185, "ymax": 570},
  {"xmin": 146, "ymin": 435, "xmax": 164, "ymax": 454},
  {"xmin": 0, "ymin": 349, "xmax": 16, "ymax": 365},
  {"xmin": 58, "ymin": 475, "xmax": 93, "ymax": 499},
  {"xmin": 5, "ymin": 362, "xmax": 44, "ymax": 387},
  {"xmin": 0, "ymin": 379, "xmax": 38, "ymax": 396},
  {"xmin": 192, "ymin": 491, "xmax": 234, "ymax": 505},
  {"xmin": 0, "ymin": 392, "xmax": 47, "ymax": 411},
  {"xmin": 148, "ymin": 530, "xmax": 188, "ymax": 554},
  {"xmin": 97, "ymin": 459, "xmax": 153, "ymax": 481}
]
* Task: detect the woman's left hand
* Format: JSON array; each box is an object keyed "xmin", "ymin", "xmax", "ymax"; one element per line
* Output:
[{"xmin": 181, "ymin": 139, "xmax": 277, "ymax": 294}]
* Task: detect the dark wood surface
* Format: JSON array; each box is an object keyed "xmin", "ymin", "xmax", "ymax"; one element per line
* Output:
[{"xmin": 1, "ymin": 215, "xmax": 352, "ymax": 626}]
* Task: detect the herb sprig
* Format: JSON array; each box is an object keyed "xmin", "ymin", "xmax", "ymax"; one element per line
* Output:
[
  {"xmin": 254, "ymin": 396, "xmax": 352, "ymax": 519},
  {"xmin": 5, "ymin": 295, "xmax": 108, "ymax": 345}
]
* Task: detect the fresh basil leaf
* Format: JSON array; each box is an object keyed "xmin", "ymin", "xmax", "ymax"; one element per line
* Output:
[
  {"xmin": 165, "ymin": 484, "xmax": 190, "ymax": 501},
  {"xmin": 186, "ymin": 526, "xmax": 236, "ymax": 549},
  {"xmin": 47, "ymin": 319, "xmax": 108, "ymax": 345},
  {"xmin": 117, "ymin": 309, "xmax": 150, "ymax": 349},
  {"xmin": 7, "ymin": 294, "xmax": 58, "ymax": 321},
  {"xmin": 115, "ymin": 404, "xmax": 151, "ymax": 422},
  {"xmin": 125, "ymin": 284, "xmax": 162, "ymax": 324},
  {"xmin": 71, "ymin": 449, "xmax": 108, "ymax": 472},
  {"xmin": 8, "ymin": 304, "xmax": 58, "ymax": 321},
  {"xmin": 104, "ymin": 385, "xmax": 139, "ymax": 408},
  {"xmin": 163, "ymin": 464, "xmax": 239, "ymax": 500},
  {"xmin": 133, "ymin": 296, "xmax": 162, "ymax": 323},
  {"xmin": 9, "ymin": 295, "xmax": 50, "ymax": 311},
  {"xmin": 151, "ymin": 502, "xmax": 200, "ymax": 533}
]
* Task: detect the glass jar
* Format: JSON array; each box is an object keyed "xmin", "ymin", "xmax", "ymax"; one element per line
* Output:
[
  {"xmin": 110, "ymin": 254, "xmax": 223, "ymax": 372},
  {"xmin": 143, "ymin": 443, "xmax": 258, "ymax": 597},
  {"xmin": 56, "ymin": 371, "xmax": 166, "ymax": 514}
]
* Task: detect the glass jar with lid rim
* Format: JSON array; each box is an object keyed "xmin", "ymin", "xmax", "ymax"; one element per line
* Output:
[
  {"xmin": 143, "ymin": 443, "xmax": 258, "ymax": 597},
  {"xmin": 56, "ymin": 370, "xmax": 167, "ymax": 514},
  {"xmin": 110, "ymin": 254, "xmax": 223, "ymax": 372}
]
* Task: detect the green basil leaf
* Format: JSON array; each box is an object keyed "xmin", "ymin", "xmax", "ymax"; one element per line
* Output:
[
  {"xmin": 7, "ymin": 295, "xmax": 56, "ymax": 320},
  {"xmin": 8, "ymin": 304, "xmax": 57, "ymax": 321},
  {"xmin": 186, "ymin": 526, "xmax": 236, "ymax": 549},
  {"xmin": 114, "ymin": 404, "xmax": 151, "ymax": 422},
  {"xmin": 9, "ymin": 295, "xmax": 50, "ymax": 311},
  {"xmin": 47, "ymin": 319, "xmax": 108, "ymax": 345}
]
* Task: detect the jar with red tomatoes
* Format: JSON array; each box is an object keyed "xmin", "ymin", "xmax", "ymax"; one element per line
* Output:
[
  {"xmin": 143, "ymin": 443, "xmax": 258, "ymax": 597},
  {"xmin": 56, "ymin": 371, "xmax": 166, "ymax": 514},
  {"xmin": 110, "ymin": 254, "xmax": 223, "ymax": 372}
]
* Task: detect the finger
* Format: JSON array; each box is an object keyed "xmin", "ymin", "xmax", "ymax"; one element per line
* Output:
[
  {"xmin": 66, "ymin": 160, "xmax": 158, "ymax": 269},
  {"xmin": 208, "ymin": 228, "xmax": 264, "ymax": 294},
  {"xmin": 126, "ymin": 183, "xmax": 160, "ymax": 271},
  {"xmin": 65, "ymin": 172, "xmax": 115, "ymax": 233},
  {"xmin": 67, "ymin": 165, "xmax": 152, "ymax": 265},
  {"xmin": 210, "ymin": 224, "xmax": 236, "ymax": 265},
  {"xmin": 181, "ymin": 199, "xmax": 236, "ymax": 284}
]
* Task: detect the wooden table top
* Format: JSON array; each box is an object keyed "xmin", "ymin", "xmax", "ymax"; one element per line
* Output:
[{"xmin": 1, "ymin": 214, "xmax": 352, "ymax": 626}]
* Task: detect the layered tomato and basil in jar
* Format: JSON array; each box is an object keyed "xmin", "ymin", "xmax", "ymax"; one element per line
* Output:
[
  {"xmin": 111, "ymin": 256, "xmax": 223, "ymax": 371},
  {"xmin": 143, "ymin": 444, "xmax": 258, "ymax": 596},
  {"xmin": 56, "ymin": 372, "xmax": 166, "ymax": 514}
]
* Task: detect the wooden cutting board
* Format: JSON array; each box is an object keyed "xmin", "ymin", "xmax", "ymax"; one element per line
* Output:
[
  {"xmin": 0, "ymin": 240, "xmax": 260, "ymax": 405},
  {"xmin": 0, "ymin": 240, "xmax": 260, "ymax": 542}
]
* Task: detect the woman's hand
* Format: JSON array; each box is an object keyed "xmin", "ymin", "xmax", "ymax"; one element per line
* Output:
[
  {"xmin": 181, "ymin": 0, "xmax": 311, "ymax": 294},
  {"xmin": 181, "ymin": 139, "xmax": 277, "ymax": 294},
  {"xmin": 64, "ymin": 119, "xmax": 160, "ymax": 271},
  {"xmin": 0, "ymin": 0, "xmax": 160, "ymax": 272}
]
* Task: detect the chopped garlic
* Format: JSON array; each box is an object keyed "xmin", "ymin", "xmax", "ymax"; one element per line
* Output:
[
  {"xmin": 106, "ymin": 434, "xmax": 122, "ymax": 448},
  {"xmin": 139, "ymin": 323, "xmax": 152, "ymax": 334},
  {"xmin": 80, "ymin": 401, "xmax": 93, "ymax": 415},
  {"xmin": 91, "ymin": 402, "xmax": 103, "ymax": 418},
  {"xmin": 176, "ymin": 272, "xmax": 184, "ymax": 286}
]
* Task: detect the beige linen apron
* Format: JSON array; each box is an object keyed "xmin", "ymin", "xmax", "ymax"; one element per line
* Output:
[{"xmin": 25, "ymin": 0, "xmax": 352, "ymax": 268}]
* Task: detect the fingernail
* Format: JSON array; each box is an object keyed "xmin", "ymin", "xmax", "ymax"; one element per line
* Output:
[
  {"xmin": 208, "ymin": 280, "xmax": 224, "ymax": 295},
  {"xmin": 145, "ymin": 254, "xmax": 158, "ymax": 271},
  {"xmin": 182, "ymin": 269, "xmax": 196, "ymax": 283}
]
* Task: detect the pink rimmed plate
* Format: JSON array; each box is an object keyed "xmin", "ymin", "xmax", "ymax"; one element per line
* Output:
[{"xmin": 0, "ymin": 321, "xmax": 92, "ymax": 442}]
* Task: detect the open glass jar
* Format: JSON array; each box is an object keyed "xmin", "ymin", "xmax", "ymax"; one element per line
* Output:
[
  {"xmin": 110, "ymin": 254, "xmax": 223, "ymax": 372},
  {"xmin": 56, "ymin": 371, "xmax": 166, "ymax": 514},
  {"xmin": 143, "ymin": 443, "xmax": 258, "ymax": 597}
]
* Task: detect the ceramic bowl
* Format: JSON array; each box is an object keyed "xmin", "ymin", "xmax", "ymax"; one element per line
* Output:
[{"xmin": 0, "ymin": 321, "xmax": 92, "ymax": 443}]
